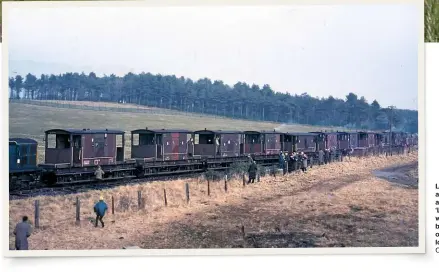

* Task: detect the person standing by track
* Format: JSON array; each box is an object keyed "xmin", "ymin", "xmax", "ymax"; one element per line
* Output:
[
  {"xmin": 247, "ymin": 160, "xmax": 258, "ymax": 184},
  {"xmin": 278, "ymin": 151, "xmax": 285, "ymax": 170},
  {"xmin": 287, "ymin": 151, "xmax": 294, "ymax": 173},
  {"xmin": 318, "ymin": 149, "xmax": 324, "ymax": 165},
  {"xmin": 95, "ymin": 165, "xmax": 105, "ymax": 181},
  {"xmin": 300, "ymin": 152, "xmax": 308, "ymax": 172},
  {"xmin": 13, "ymin": 216, "xmax": 32, "ymax": 250}
]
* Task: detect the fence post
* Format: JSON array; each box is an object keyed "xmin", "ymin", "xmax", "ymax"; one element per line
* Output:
[
  {"xmin": 111, "ymin": 196, "xmax": 115, "ymax": 215},
  {"xmin": 257, "ymin": 174, "xmax": 260, "ymax": 183},
  {"xmin": 185, "ymin": 183, "xmax": 190, "ymax": 203},
  {"xmin": 34, "ymin": 200, "xmax": 40, "ymax": 229},
  {"xmin": 75, "ymin": 197, "xmax": 80, "ymax": 223},
  {"xmin": 208, "ymin": 178, "xmax": 211, "ymax": 196},
  {"xmin": 242, "ymin": 174, "xmax": 246, "ymax": 187},
  {"xmin": 163, "ymin": 189, "xmax": 168, "ymax": 206},
  {"xmin": 224, "ymin": 177, "xmax": 228, "ymax": 193},
  {"xmin": 137, "ymin": 191, "xmax": 142, "ymax": 209}
]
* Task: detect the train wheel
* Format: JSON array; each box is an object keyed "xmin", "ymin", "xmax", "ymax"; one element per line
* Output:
[
  {"xmin": 9, "ymin": 176, "xmax": 20, "ymax": 191},
  {"xmin": 135, "ymin": 165, "xmax": 145, "ymax": 178},
  {"xmin": 41, "ymin": 172, "xmax": 57, "ymax": 186}
]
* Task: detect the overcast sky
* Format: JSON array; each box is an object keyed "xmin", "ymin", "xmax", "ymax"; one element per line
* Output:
[{"xmin": 6, "ymin": 4, "xmax": 419, "ymax": 110}]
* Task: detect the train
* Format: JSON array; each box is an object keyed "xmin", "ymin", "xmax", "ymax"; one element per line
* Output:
[{"xmin": 9, "ymin": 127, "xmax": 417, "ymax": 190}]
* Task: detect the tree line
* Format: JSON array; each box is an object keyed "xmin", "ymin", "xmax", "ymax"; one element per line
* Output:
[{"xmin": 8, "ymin": 72, "xmax": 418, "ymax": 133}]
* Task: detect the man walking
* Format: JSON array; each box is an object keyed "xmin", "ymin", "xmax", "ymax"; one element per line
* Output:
[
  {"xmin": 93, "ymin": 195, "xmax": 108, "ymax": 228},
  {"xmin": 13, "ymin": 216, "xmax": 32, "ymax": 250}
]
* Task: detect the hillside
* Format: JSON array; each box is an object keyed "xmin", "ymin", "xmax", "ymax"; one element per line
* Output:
[{"xmin": 8, "ymin": 71, "xmax": 418, "ymax": 133}]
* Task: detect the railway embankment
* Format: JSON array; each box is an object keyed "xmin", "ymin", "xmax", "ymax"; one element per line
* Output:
[{"xmin": 9, "ymin": 152, "xmax": 418, "ymax": 250}]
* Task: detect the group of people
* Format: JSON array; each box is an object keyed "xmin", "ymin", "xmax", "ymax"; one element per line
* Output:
[
  {"xmin": 318, "ymin": 148, "xmax": 338, "ymax": 164},
  {"xmin": 246, "ymin": 150, "xmax": 310, "ymax": 185},
  {"xmin": 279, "ymin": 150, "xmax": 309, "ymax": 173}
]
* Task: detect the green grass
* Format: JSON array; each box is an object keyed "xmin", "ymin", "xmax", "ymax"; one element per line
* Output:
[
  {"xmin": 9, "ymin": 100, "xmax": 346, "ymax": 162},
  {"xmin": 425, "ymin": 0, "xmax": 439, "ymax": 42}
]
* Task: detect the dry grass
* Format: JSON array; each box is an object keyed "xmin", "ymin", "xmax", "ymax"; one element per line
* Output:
[
  {"xmin": 8, "ymin": 152, "xmax": 418, "ymax": 250},
  {"xmin": 9, "ymin": 101, "xmax": 344, "ymax": 163}
]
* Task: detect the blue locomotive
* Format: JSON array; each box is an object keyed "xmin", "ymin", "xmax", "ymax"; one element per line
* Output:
[{"xmin": 9, "ymin": 138, "xmax": 40, "ymax": 190}]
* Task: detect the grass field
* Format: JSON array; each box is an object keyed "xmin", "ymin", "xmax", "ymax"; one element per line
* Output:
[
  {"xmin": 8, "ymin": 152, "xmax": 418, "ymax": 249},
  {"xmin": 9, "ymin": 100, "xmax": 346, "ymax": 163}
]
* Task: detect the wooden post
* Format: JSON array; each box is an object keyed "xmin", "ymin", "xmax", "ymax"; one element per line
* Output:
[
  {"xmin": 241, "ymin": 225, "xmax": 245, "ymax": 239},
  {"xmin": 137, "ymin": 191, "xmax": 142, "ymax": 209},
  {"xmin": 273, "ymin": 165, "xmax": 276, "ymax": 177},
  {"xmin": 257, "ymin": 174, "xmax": 260, "ymax": 183},
  {"xmin": 285, "ymin": 162, "xmax": 288, "ymax": 175},
  {"xmin": 34, "ymin": 200, "xmax": 40, "ymax": 229},
  {"xmin": 75, "ymin": 197, "xmax": 80, "ymax": 223},
  {"xmin": 111, "ymin": 196, "xmax": 115, "ymax": 215},
  {"xmin": 185, "ymin": 183, "xmax": 190, "ymax": 203},
  {"xmin": 224, "ymin": 178, "xmax": 228, "ymax": 192},
  {"xmin": 163, "ymin": 189, "xmax": 168, "ymax": 206},
  {"xmin": 207, "ymin": 178, "xmax": 211, "ymax": 196},
  {"xmin": 242, "ymin": 174, "xmax": 246, "ymax": 187}
]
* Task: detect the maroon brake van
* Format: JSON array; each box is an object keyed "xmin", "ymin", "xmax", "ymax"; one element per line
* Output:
[
  {"xmin": 261, "ymin": 130, "xmax": 283, "ymax": 155},
  {"xmin": 193, "ymin": 129, "xmax": 242, "ymax": 158},
  {"xmin": 43, "ymin": 128, "xmax": 125, "ymax": 167},
  {"xmin": 131, "ymin": 128, "xmax": 193, "ymax": 161},
  {"xmin": 242, "ymin": 131, "xmax": 263, "ymax": 155}
]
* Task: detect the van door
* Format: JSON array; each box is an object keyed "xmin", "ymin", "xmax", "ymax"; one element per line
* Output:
[{"xmin": 73, "ymin": 135, "xmax": 82, "ymax": 166}]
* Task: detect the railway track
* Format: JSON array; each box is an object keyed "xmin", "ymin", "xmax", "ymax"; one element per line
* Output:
[
  {"xmin": 9, "ymin": 148, "xmax": 414, "ymax": 200},
  {"xmin": 9, "ymin": 155, "xmax": 279, "ymax": 199},
  {"xmin": 9, "ymin": 171, "xmax": 207, "ymax": 200}
]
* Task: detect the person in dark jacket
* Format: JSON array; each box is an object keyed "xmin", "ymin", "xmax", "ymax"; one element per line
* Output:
[
  {"xmin": 318, "ymin": 149, "xmax": 324, "ymax": 165},
  {"xmin": 247, "ymin": 161, "xmax": 257, "ymax": 184},
  {"xmin": 324, "ymin": 149, "xmax": 329, "ymax": 164},
  {"xmin": 14, "ymin": 216, "xmax": 32, "ymax": 250},
  {"xmin": 94, "ymin": 196, "xmax": 108, "ymax": 228},
  {"xmin": 287, "ymin": 151, "xmax": 293, "ymax": 173}
]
